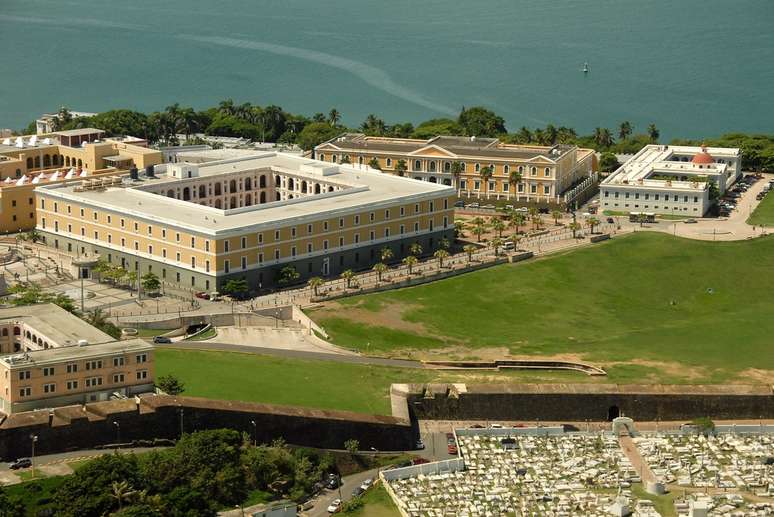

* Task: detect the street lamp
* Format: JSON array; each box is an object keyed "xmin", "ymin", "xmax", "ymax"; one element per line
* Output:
[
  {"xmin": 30, "ymin": 434, "xmax": 38, "ymax": 478},
  {"xmin": 113, "ymin": 421, "xmax": 120, "ymax": 447},
  {"xmin": 250, "ymin": 420, "xmax": 257, "ymax": 446}
]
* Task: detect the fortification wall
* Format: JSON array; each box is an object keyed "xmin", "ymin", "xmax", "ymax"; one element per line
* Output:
[
  {"xmin": 0, "ymin": 395, "xmax": 413, "ymax": 460},
  {"xmin": 403, "ymin": 384, "xmax": 774, "ymax": 422}
]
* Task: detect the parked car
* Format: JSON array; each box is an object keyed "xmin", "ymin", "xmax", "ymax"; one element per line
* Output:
[
  {"xmin": 446, "ymin": 432, "xmax": 455, "ymax": 440},
  {"xmin": 606, "ymin": 217, "xmax": 615, "ymax": 224},
  {"xmin": 8, "ymin": 458, "xmax": 31, "ymax": 470},
  {"xmin": 209, "ymin": 292, "xmax": 222, "ymax": 301},
  {"xmin": 482, "ymin": 204, "xmax": 495, "ymax": 209},
  {"xmin": 412, "ymin": 457, "xmax": 430, "ymax": 465},
  {"xmin": 326, "ymin": 474, "xmax": 341, "ymax": 489},
  {"xmin": 683, "ymin": 219, "xmax": 698, "ymax": 224},
  {"xmin": 194, "ymin": 291, "xmax": 210, "ymax": 300},
  {"xmin": 153, "ymin": 336, "xmax": 172, "ymax": 344},
  {"xmin": 453, "ymin": 200, "xmax": 465, "ymax": 208},
  {"xmin": 360, "ymin": 478, "xmax": 374, "ymax": 491},
  {"xmin": 351, "ymin": 487, "xmax": 365, "ymax": 497},
  {"xmin": 447, "ymin": 444, "xmax": 458, "ymax": 454},
  {"xmin": 504, "ymin": 204, "xmax": 514, "ymax": 211},
  {"xmin": 467, "ymin": 202, "xmax": 480, "ymax": 209},
  {"xmin": 327, "ymin": 499, "xmax": 342, "ymax": 513}
]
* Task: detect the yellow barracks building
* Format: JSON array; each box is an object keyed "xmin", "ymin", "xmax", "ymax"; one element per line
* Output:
[
  {"xmin": 315, "ymin": 133, "xmax": 596, "ymax": 204},
  {"xmin": 35, "ymin": 152, "xmax": 455, "ymax": 292},
  {"xmin": 0, "ymin": 129, "xmax": 162, "ymax": 233}
]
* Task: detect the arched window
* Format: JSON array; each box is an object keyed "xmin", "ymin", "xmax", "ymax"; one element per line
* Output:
[
  {"xmin": 244, "ymin": 193, "xmax": 252, "ymax": 206},
  {"xmin": 167, "ymin": 189, "xmax": 175, "ymax": 198},
  {"xmin": 13, "ymin": 327, "xmax": 20, "ymax": 336},
  {"xmin": 182, "ymin": 187, "xmax": 191, "ymax": 201},
  {"xmin": 43, "ymin": 155, "xmax": 51, "ymax": 167},
  {"xmin": 77, "ymin": 159, "xmax": 82, "ymax": 168},
  {"xmin": 65, "ymin": 156, "xmax": 71, "ymax": 166},
  {"xmin": 230, "ymin": 197, "xmax": 237, "ymax": 209},
  {"xmin": 276, "ymin": 192, "xmax": 281, "ymax": 201},
  {"xmin": 444, "ymin": 162, "xmax": 451, "ymax": 172},
  {"xmin": 245, "ymin": 177, "xmax": 252, "ymax": 190},
  {"xmin": 199, "ymin": 185, "xmax": 206, "ymax": 198},
  {"xmin": 429, "ymin": 161, "xmax": 437, "ymax": 172},
  {"xmin": 15, "ymin": 169, "xmax": 21, "ymax": 178},
  {"xmin": 229, "ymin": 180, "xmax": 237, "ymax": 193},
  {"xmin": 328, "ymin": 186, "xmax": 334, "ymax": 192},
  {"xmin": 34, "ymin": 156, "xmax": 41, "ymax": 168},
  {"xmin": 332, "ymin": 155, "xmax": 337, "ymax": 163},
  {"xmin": 1, "ymin": 328, "xmax": 7, "ymax": 336},
  {"xmin": 214, "ymin": 199, "xmax": 222, "ymax": 208},
  {"xmin": 260, "ymin": 191, "xmax": 266, "ymax": 203},
  {"xmin": 518, "ymin": 166, "xmax": 524, "ymax": 173},
  {"xmin": 475, "ymin": 163, "xmax": 481, "ymax": 172},
  {"xmin": 25, "ymin": 330, "xmax": 31, "ymax": 339},
  {"xmin": 358, "ymin": 156, "xmax": 363, "ymax": 165},
  {"xmin": 319, "ymin": 154, "xmax": 325, "ymax": 161},
  {"xmin": 315, "ymin": 184, "xmax": 321, "ymax": 194},
  {"xmin": 26, "ymin": 157, "xmax": 33, "ymax": 169},
  {"xmin": 259, "ymin": 175, "xmax": 266, "ymax": 188},
  {"xmin": 413, "ymin": 160, "xmax": 421, "ymax": 171},
  {"xmin": 274, "ymin": 175, "xmax": 281, "ymax": 186},
  {"xmin": 530, "ymin": 166, "xmax": 537, "ymax": 175},
  {"xmin": 301, "ymin": 180, "xmax": 308, "ymax": 193},
  {"xmin": 504, "ymin": 165, "xmax": 510, "ymax": 174},
  {"xmin": 288, "ymin": 178, "xmax": 294, "ymax": 190},
  {"xmin": 214, "ymin": 183, "xmax": 222, "ymax": 195}
]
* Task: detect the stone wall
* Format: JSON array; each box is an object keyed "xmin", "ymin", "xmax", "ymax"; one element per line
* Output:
[
  {"xmin": 0, "ymin": 394, "xmax": 413, "ymax": 460},
  {"xmin": 402, "ymin": 384, "xmax": 774, "ymax": 423}
]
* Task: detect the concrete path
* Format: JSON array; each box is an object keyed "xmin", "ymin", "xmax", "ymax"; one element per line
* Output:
[
  {"xmin": 204, "ymin": 326, "xmax": 356, "ymax": 355},
  {"xmin": 619, "ymin": 435, "xmax": 657, "ymax": 485}
]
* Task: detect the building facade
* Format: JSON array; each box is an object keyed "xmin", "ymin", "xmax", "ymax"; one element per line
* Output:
[
  {"xmin": 314, "ymin": 134, "xmax": 596, "ymax": 204},
  {"xmin": 600, "ymin": 145, "xmax": 741, "ymax": 217},
  {"xmin": 35, "ymin": 153, "xmax": 455, "ymax": 292},
  {"xmin": 0, "ymin": 129, "xmax": 162, "ymax": 232},
  {"xmin": 0, "ymin": 304, "xmax": 154, "ymax": 414}
]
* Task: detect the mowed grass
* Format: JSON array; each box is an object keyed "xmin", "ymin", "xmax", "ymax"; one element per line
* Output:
[
  {"xmin": 748, "ymin": 190, "xmax": 774, "ymax": 226},
  {"xmin": 311, "ymin": 233, "xmax": 774, "ymax": 381}
]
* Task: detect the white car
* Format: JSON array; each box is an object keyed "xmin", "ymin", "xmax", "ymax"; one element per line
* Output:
[
  {"xmin": 360, "ymin": 478, "xmax": 374, "ymax": 491},
  {"xmin": 327, "ymin": 499, "xmax": 342, "ymax": 513}
]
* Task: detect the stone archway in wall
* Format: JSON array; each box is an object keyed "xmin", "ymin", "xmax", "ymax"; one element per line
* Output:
[{"xmin": 607, "ymin": 405, "xmax": 620, "ymax": 421}]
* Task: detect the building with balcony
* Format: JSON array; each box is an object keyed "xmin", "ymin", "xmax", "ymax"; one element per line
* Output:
[
  {"xmin": 599, "ymin": 145, "xmax": 741, "ymax": 217},
  {"xmin": 314, "ymin": 134, "xmax": 596, "ymax": 204},
  {"xmin": 0, "ymin": 304, "xmax": 154, "ymax": 414},
  {"xmin": 34, "ymin": 152, "xmax": 455, "ymax": 291}
]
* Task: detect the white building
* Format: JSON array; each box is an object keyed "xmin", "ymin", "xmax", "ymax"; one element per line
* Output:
[{"xmin": 600, "ymin": 144, "xmax": 741, "ymax": 217}]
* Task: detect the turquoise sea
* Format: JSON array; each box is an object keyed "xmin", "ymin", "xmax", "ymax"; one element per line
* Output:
[{"xmin": 1, "ymin": 0, "xmax": 772, "ymax": 139}]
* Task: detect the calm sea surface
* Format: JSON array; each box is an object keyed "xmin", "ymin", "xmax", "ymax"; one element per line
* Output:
[{"xmin": 1, "ymin": 0, "xmax": 773, "ymax": 139}]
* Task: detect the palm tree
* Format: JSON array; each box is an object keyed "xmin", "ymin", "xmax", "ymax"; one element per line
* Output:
[
  {"xmin": 372, "ymin": 262, "xmax": 388, "ymax": 283},
  {"xmin": 380, "ymin": 247, "xmax": 394, "ymax": 263},
  {"xmin": 180, "ymin": 107, "xmax": 198, "ymax": 140},
  {"xmin": 491, "ymin": 218, "xmax": 505, "ymax": 238},
  {"xmin": 395, "ymin": 159, "xmax": 407, "ymax": 177},
  {"xmin": 569, "ymin": 221, "xmax": 582, "ymax": 238},
  {"xmin": 647, "ymin": 123, "xmax": 660, "ymax": 142},
  {"xmin": 509, "ymin": 212, "xmax": 526, "ymax": 234},
  {"xmin": 368, "ymin": 157, "xmax": 381, "ymax": 171},
  {"xmin": 508, "ymin": 233, "xmax": 522, "ymax": 250},
  {"xmin": 586, "ymin": 216, "xmax": 600, "ymax": 234},
  {"xmin": 470, "ymin": 217, "xmax": 486, "ymax": 242},
  {"xmin": 528, "ymin": 207, "xmax": 540, "ymax": 230},
  {"xmin": 618, "ymin": 121, "xmax": 632, "ymax": 141},
  {"xmin": 218, "ymin": 98, "xmax": 236, "ymax": 116},
  {"xmin": 491, "ymin": 237, "xmax": 503, "ymax": 257},
  {"xmin": 450, "ymin": 161, "xmax": 464, "ymax": 189},
  {"xmin": 308, "ymin": 276, "xmax": 324, "ymax": 296},
  {"xmin": 516, "ymin": 126, "xmax": 532, "ymax": 144},
  {"xmin": 551, "ymin": 209, "xmax": 562, "ymax": 225},
  {"xmin": 402, "ymin": 255, "xmax": 418, "ymax": 275},
  {"xmin": 479, "ymin": 165, "xmax": 494, "ymax": 196},
  {"xmin": 454, "ymin": 219, "xmax": 466, "ymax": 238},
  {"xmin": 409, "ymin": 242, "xmax": 422, "ymax": 257},
  {"xmin": 463, "ymin": 244, "xmax": 477, "ymax": 263},
  {"xmin": 508, "ymin": 169, "xmax": 522, "ymax": 199},
  {"xmin": 328, "ymin": 108, "xmax": 341, "ymax": 126},
  {"xmin": 544, "ymin": 124, "xmax": 558, "ymax": 145},
  {"xmin": 593, "ymin": 127, "xmax": 614, "ymax": 148},
  {"xmin": 111, "ymin": 480, "xmax": 134, "ymax": 510},
  {"xmin": 340, "ymin": 269, "xmax": 355, "ymax": 288},
  {"xmin": 433, "ymin": 249, "xmax": 449, "ymax": 268}
]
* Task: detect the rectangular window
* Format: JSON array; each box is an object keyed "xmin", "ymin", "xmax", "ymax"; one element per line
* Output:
[
  {"xmin": 176, "ymin": 232, "xmax": 181, "ymax": 242},
  {"xmin": 148, "ymin": 225, "xmax": 153, "ymax": 235},
  {"xmin": 136, "ymin": 353, "xmax": 148, "ymax": 364},
  {"xmin": 224, "ymin": 240, "xmax": 230, "ymax": 252},
  {"xmin": 400, "ymin": 207, "xmax": 405, "ymax": 216},
  {"xmin": 354, "ymin": 215, "xmax": 360, "ymax": 225},
  {"xmin": 241, "ymin": 256, "xmax": 247, "ymax": 269},
  {"xmin": 306, "ymin": 243, "xmax": 312, "ymax": 253},
  {"xmin": 339, "ymin": 237, "xmax": 344, "ymax": 247},
  {"xmin": 241, "ymin": 237, "xmax": 246, "ymax": 249},
  {"xmin": 488, "ymin": 182, "xmax": 495, "ymax": 191},
  {"xmin": 225, "ymin": 259, "xmax": 231, "ymax": 272},
  {"xmin": 133, "ymin": 222, "xmax": 138, "ymax": 231},
  {"xmin": 474, "ymin": 181, "xmax": 480, "ymax": 191},
  {"xmin": 354, "ymin": 234, "xmax": 360, "ymax": 244},
  {"xmin": 307, "ymin": 224, "xmax": 313, "ymax": 234},
  {"xmin": 291, "ymin": 246, "xmax": 297, "ymax": 257},
  {"xmin": 323, "ymin": 221, "xmax": 328, "ymax": 231},
  {"xmin": 291, "ymin": 227, "xmax": 297, "ymax": 238},
  {"xmin": 148, "ymin": 245, "xmax": 153, "ymax": 255},
  {"xmin": 120, "ymin": 218, "xmax": 125, "ymax": 228},
  {"xmin": 176, "ymin": 252, "xmax": 181, "ymax": 262},
  {"xmin": 258, "ymin": 233, "xmax": 263, "ymax": 244},
  {"xmin": 66, "ymin": 363, "xmax": 78, "ymax": 374},
  {"xmin": 67, "ymin": 380, "xmax": 78, "ymax": 390},
  {"xmin": 274, "ymin": 250, "xmax": 280, "ymax": 260},
  {"xmin": 162, "ymin": 228, "xmax": 166, "ymax": 239},
  {"xmin": 258, "ymin": 253, "xmax": 264, "ymax": 264},
  {"xmin": 191, "ymin": 257, "xmax": 196, "ymax": 269},
  {"xmin": 191, "ymin": 237, "xmax": 195, "ymax": 248},
  {"xmin": 43, "ymin": 367, "xmax": 55, "ymax": 377},
  {"xmin": 339, "ymin": 218, "xmax": 344, "ymax": 228},
  {"xmin": 205, "ymin": 260, "xmax": 210, "ymax": 272},
  {"xmin": 275, "ymin": 230, "xmax": 280, "ymax": 241},
  {"xmin": 18, "ymin": 371, "xmax": 30, "ymax": 380},
  {"xmin": 43, "ymin": 383, "xmax": 56, "ymax": 394},
  {"xmin": 113, "ymin": 374, "xmax": 125, "ymax": 383},
  {"xmin": 323, "ymin": 240, "xmax": 329, "ymax": 250},
  {"xmin": 137, "ymin": 370, "xmax": 148, "ymax": 380},
  {"xmin": 460, "ymin": 180, "xmax": 467, "ymax": 190},
  {"xmin": 113, "ymin": 357, "xmax": 125, "ymax": 367},
  {"xmin": 19, "ymin": 387, "xmax": 31, "ymax": 397},
  {"xmin": 400, "ymin": 224, "xmax": 405, "ymax": 235},
  {"xmin": 369, "ymin": 212, "xmax": 375, "ymax": 222}
]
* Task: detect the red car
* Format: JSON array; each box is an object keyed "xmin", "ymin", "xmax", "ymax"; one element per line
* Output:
[
  {"xmin": 194, "ymin": 291, "xmax": 210, "ymax": 300},
  {"xmin": 412, "ymin": 457, "xmax": 430, "ymax": 465},
  {"xmin": 447, "ymin": 444, "xmax": 458, "ymax": 454}
]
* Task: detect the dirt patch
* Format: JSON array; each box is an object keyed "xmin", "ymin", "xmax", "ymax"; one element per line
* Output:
[
  {"xmin": 610, "ymin": 359, "xmax": 709, "ymax": 382},
  {"xmin": 408, "ymin": 347, "xmax": 594, "ymax": 364},
  {"xmin": 314, "ymin": 300, "xmax": 431, "ymax": 335},
  {"xmin": 736, "ymin": 368, "xmax": 774, "ymax": 384}
]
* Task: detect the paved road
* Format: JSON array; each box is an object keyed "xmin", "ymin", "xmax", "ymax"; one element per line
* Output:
[
  {"xmin": 158, "ymin": 341, "xmax": 424, "ymax": 369},
  {"xmin": 304, "ymin": 467, "xmax": 380, "ymax": 517}
]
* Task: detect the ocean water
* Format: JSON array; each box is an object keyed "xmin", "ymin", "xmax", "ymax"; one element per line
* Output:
[{"xmin": 0, "ymin": 0, "xmax": 772, "ymax": 139}]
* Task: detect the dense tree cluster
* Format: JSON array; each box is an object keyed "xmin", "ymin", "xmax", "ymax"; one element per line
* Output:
[
  {"xmin": 22, "ymin": 103, "xmax": 771, "ymax": 167},
  {"xmin": 4, "ymin": 430, "xmax": 339, "ymax": 517}
]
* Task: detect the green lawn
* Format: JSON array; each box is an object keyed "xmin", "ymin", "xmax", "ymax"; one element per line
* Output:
[
  {"xmin": 342, "ymin": 485, "xmax": 400, "ymax": 517},
  {"xmin": 748, "ymin": 190, "xmax": 774, "ymax": 226},
  {"xmin": 2, "ymin": 476, "xmax": 66, "ymax": 517},
  {"xmin": 310, "ymin": 233, "xmax": 774, "ymax": 383}
]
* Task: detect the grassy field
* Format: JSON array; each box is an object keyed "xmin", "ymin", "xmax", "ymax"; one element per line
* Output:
[
  {"xmin": 748, "ymin": 190, "xmax": 774, "ymax": 226},
  {"xmin": 310, "ymin": 233, "xmax": 774, "ymax": 384},
  {"xmin": 342, "ymin": 485, "xmax": 400, "ymax": 517}
]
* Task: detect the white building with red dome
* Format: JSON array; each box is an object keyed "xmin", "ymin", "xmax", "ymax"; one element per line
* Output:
[{"xmin": 600, "ymin": 144, "xmax": 741, "ymax": 217}]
